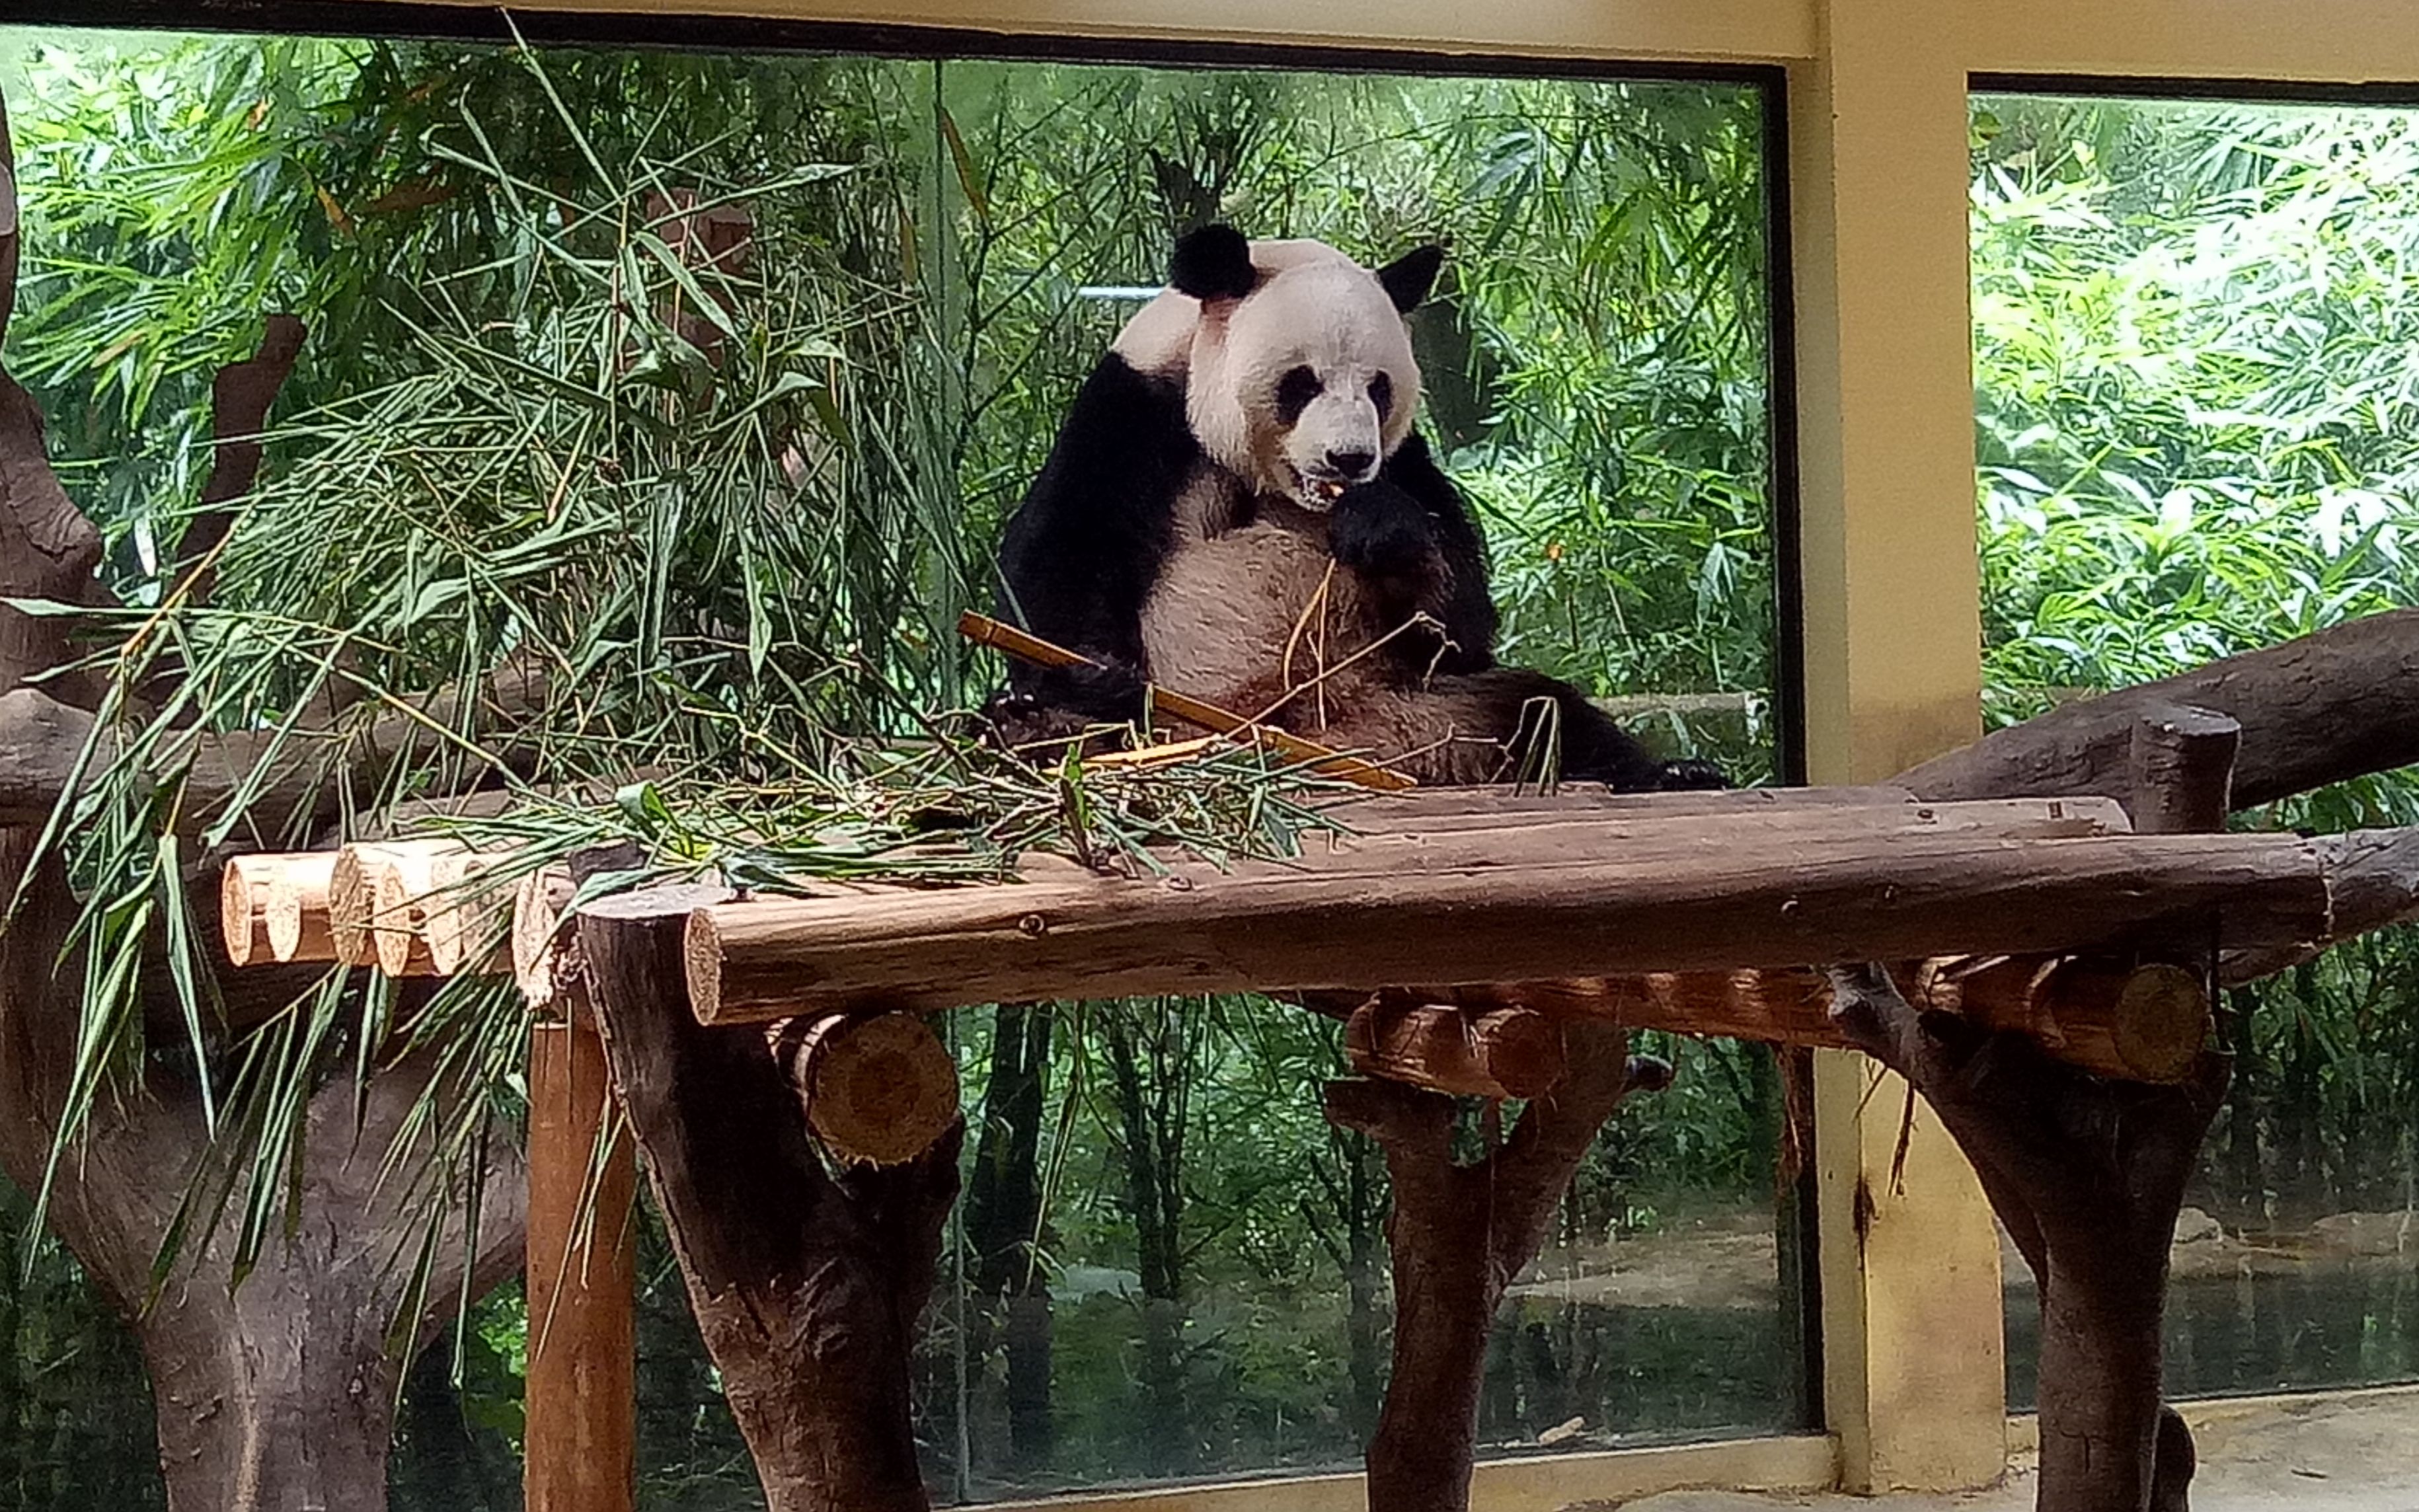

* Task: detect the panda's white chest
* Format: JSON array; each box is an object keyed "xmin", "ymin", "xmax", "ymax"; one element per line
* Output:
[{"xmin": 1137, "ymin": 469, "xmax": 1394, "ymax": 723}]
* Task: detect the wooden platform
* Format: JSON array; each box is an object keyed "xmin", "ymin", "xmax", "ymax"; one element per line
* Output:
[{"xmin": 223, "ymin": 784, "xmax": 2419, "ymax": 1085}]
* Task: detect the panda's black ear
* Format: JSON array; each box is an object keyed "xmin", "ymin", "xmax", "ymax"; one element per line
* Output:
[
  {"xmin": 1375, "ymin": 244, "xmax": 1445, "ymax": 314},
  {"xmin": 1170, "ymin": 225, "xmax": 1257, "ymax": 302}
]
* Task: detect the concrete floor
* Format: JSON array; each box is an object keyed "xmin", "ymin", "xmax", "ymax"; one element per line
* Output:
[{"xmin": 1619, "ymin": 1388, "xmax": 2419, "ymax": 1511}]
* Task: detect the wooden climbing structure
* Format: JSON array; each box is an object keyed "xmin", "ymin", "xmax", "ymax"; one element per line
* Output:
[{"xmin": 217, "ymin": 684, "xmax": 2419, "ymax": 1512}]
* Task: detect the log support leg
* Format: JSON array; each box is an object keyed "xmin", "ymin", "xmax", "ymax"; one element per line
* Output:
[
  {"xmin": 525, "ymin": 1002, "xmax": 638, "ymax": 1512},
  {"xmin": 1825, "ymin": 964, "xmax": 2222, "ymax": 1512},
  {"xmin": 1323, "ymin": 1022, "xmax": 1669, "ymax": 1512},
  {"xmin": 576, "ymin": 888, "xmax": 960, "ymax": 1512}
]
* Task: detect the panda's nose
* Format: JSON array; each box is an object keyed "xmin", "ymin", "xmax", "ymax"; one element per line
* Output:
[{"xmin": 1325, "ymin": 449, "xmax": 1377, "ymax": 481}]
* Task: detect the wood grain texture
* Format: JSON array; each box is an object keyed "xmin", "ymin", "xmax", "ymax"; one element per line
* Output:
[
  {"xmin": 680, "ymin": 804, "xmax": 2331, "ymax": 1026},
  {"xmin": 1343, "ymin": 1002, "xmax": 1565, "ymax": 1100}
]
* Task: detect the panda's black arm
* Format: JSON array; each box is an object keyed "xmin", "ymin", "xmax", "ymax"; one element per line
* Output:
[
  {"xmin": 1332, "ymin": 433, "xmax": 1499, "ymax": 674},
  {"xmin": 991, "ymin": 354, "xmax": 1198, "ymax": 724}
]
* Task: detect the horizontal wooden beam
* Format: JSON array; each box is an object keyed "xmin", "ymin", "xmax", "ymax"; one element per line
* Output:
[
  {"xmin": 675, "ymin": 798, "xmax": 2349, "ymax": 1026},
  {"xmin": 1899, "ymin": 610, "xmax": 2419, "ymax": 812},
  {"xmin": 1331, "ymin": 956, "xmax": 2214, "ymax": 1084},
  {"xmin": 1344, "ymin": 1001, "xmax": 1566, "ymax": 1100}
]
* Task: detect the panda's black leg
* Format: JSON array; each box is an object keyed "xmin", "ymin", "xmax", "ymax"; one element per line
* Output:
[
  {"xmin": 1548, "ymin": 689, "xmax": 1730, "ymax": 793},
  {"xmin": 1654, "ymin": 757, "xmax": 1732, "ymax": 792}
]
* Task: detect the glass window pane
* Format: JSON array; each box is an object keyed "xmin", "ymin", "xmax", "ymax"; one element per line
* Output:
[
  {"xmin": 1971, "ymin": 90, "xmax": 2419, "ymax": 1409},
  {"xmin": 3, "ymin": 25, "xmax": 1794, "ymax": 1505}
]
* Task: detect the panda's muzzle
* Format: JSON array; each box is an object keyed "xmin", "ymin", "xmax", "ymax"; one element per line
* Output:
[{"xmin": 1293, "ymin": 451, "xmax": 1379, "ymax": 508}]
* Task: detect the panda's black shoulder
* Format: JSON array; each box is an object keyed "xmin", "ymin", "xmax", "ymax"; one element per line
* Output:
[
  {"xmin": 997, "ymin": 352, "xmax": 1198, "ymax": 609},
  {"xmin": 991, "ymin": 352, "xmax": 1203, "ymax": 721}
]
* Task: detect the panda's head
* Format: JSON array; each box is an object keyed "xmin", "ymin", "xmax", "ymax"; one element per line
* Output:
[{"xmin": 1116, "ymin": 225, "xmax": 1443, "ymax": 512}]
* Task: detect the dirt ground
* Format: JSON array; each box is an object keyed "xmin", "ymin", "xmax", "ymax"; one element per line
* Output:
[{"xmin": 1607, "ymin": 1388, "xmax": 2419, "ymax": 1511}]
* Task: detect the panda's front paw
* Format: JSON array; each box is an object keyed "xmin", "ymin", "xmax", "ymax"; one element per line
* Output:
[
  {"xmin": 1328, "ymin": 482, "xmax": 1435, "ymax": 578},
  {"xmin": 1655, "ymin": 757, "xmax": 1730, "ymax": 792}
]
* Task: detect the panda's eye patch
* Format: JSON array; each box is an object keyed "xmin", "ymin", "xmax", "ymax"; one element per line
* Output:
[
  {"xmin": 1368, "ymin": 371, "xmax": 1395, "ymax": 420},
  {"xmin": 1275, "ymin": 366, "xmax": 1323, "ymax": 426}
]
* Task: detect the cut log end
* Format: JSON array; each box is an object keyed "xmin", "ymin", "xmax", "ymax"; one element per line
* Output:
[
  {"xmin": 219, "ymin": 856, "xmax": 273, "ymax": 967},
  {"xmin": 423, "ymin": 852, "xmax": 507, "ymax": 976},
  {"xmin": 329, "ymin": 846, "xmax": 377, "ymax": 967},
  {"xmin": 771, "ymin": 1010, "xmax": 959, "ymax": 1166},
  {"xmin": 369, "ymin": 848, "xmax": 443, "ymax": 978},
  {"xmin": 512, "ymin": 864, "xmax": 578, "ymax": 1006},
  {"xmin": 2112, "ymin": 963, "xmax": 2213, "ymax": 1082},
  {"xmin": 265, "ymin": 851, "xmax": 337, "ymax": 963},
  {"xmin": 683, "ymin": 909, "xmax": 726, "ymax": 1024}
]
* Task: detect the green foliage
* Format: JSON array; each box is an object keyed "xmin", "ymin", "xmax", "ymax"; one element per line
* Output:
[
  {"xmin": 3, "ymin": 30, "xmax": 1790, "ymax": 1505},
  {"xmin": 1972, "ymin": 96, "xmax": 2417, "ymax": 715}
]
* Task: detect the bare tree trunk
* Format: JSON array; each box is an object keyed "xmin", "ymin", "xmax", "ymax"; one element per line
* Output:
[
  {"xmin": 964, "ymin": 1002, "xmax": 1056, "ymax": 1468},
  {"xmin": 1103, "ymin": 1007, "xmax": 1193, "ymax": 1478},
  {"xmin": 576, "ymin": 886, "xmax": 958, "ymax": 1512},
  {"xmin": 1323, "ymin": 1024, "xmax": 1664, "ymax": 1512},
  {"xmin": 1826, "ymin": 964, "xmax": 2215, "ymax": 1512}
]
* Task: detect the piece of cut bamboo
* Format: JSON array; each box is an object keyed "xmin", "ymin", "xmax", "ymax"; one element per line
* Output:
[
  {"xmin": 219, "ymin": 855, "xmax": 277, "ymax": 967},
  {"xmin": 265, "ymin": 852, "xmax": 338, "ymax": 962}
]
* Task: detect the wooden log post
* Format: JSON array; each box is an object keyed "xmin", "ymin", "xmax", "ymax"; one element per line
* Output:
[
  {"xmin": 1325, "ymin": 1021, "xmax": 1666, "ymax": 1512},
  {"xmin": 575, "ymin": 880, "xmax": 959, "ymax": 1512},
  {"xmin": 525, "ymin": 990, "xmax": 637, "ymax": 1512},
  {"xmin": 1343, "ymin": 1000, "xmax": 1565, "ymax": 1100},
  {"xmin": 2128, "ymin": 704, "xmax": 2240, "ymax": 836},
  {"xmin": 1826, "ymin": 706, "xmax": 2244, "ymax": 1511},
  {"xmin": 1825, "ymin": 965, "xmax": 2219, "ymax": 1512}
]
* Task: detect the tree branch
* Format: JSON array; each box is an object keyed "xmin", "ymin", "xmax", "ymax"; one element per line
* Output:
[
  {"xmin": 0, "ymin": 663, "xmax": 549, "ymax": 834},
  {"xmin": 176, "ymin": 313, "xmax": 308, "ymax": 603},
  {"xmin": 1898, "ymin": 610, "xmax": 2419, "ymax": 809}
]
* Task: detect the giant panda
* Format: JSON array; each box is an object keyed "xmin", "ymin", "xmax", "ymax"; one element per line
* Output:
[{"xmin": 987, "ymin": 224, "xmax": 1725, "ymax": 792}]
